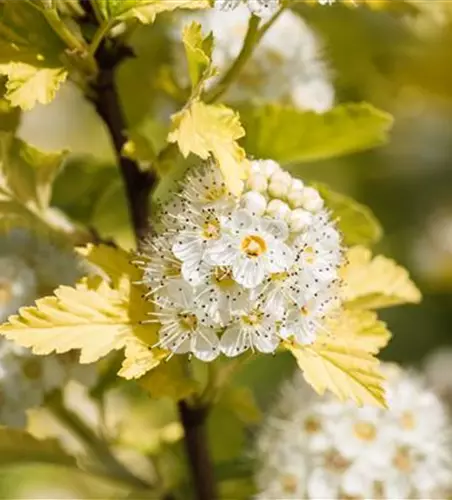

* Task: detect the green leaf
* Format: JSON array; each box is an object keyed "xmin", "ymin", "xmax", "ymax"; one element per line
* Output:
[
  {"xmin": 0, "ymin": 63, "xmax": 67, "ymax": 110},
  {"xmin": 90, "ymin": 178, "xmax": 135, "ymax": 250},
  {"xmin": 0, "ymin": 427, "xmax": 76, "ymax": 468},
  {"xmin": 240, "ymin": 103, "xmax": 393, "ymax": 164},
  {"xmin": 182, "ymin": 22, "xmax": 215, "ymax": 89},
  {"xmin": 139, "ymin": 358, "xmax": 199, "ymax": 400},
  {"xmin": 0, "ymin": 1, "xmax": 64, "ymax": 66},
  {"xmin": 315, "ymin": 183, "xmax": 383, "ymax": 246},
  {"xmin": 0, "ymin": 2, "xmax": 67, "ymax": 109},
  {"xmin": 96, "ymin": 0, "xmax": 210, "ymax": 23},
  {"xmin": 0, "ymin": 132, "xmax": 68, "ymax": 231}
]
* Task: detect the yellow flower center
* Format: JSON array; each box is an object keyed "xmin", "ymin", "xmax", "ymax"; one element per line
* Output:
[
  {"xmin": 353, "ymin": 421, "xmax": 377, "ymax": 442},
  {"xmin": 0, "ymin": 280, "xmax": 12, "ymax": 305},
  {"xmin": 400, "ymin": 411, "xmax": 416, "ymax": 430},
  {"xmin": 240, "ymin": 235, "xmax": 267, "ymax": 258},
  {"xmin": 242, "ymin": 309, "xmax": 263, "ymax": 326},
  {"xmin": 303, "ymin": 247, "xmax": 315, "ymax": 264},
  {"xmin": 270, "ymin": 271, "xmax": 288, "ymax": 282},
  {"xmin": 179, "ymin": 313, "xmax": 198, "ymax": 331},
  {"xmin": 324, "ymin": 450, "xmax": 349, "ymax": 472},
  {"xmin": 280, "ymin": 474, "xmax": 298, "ymax": 494},
  {"xmin": 393, "ymin": 447, "xmax": 413, "ymax": 472},
  {"xmin": 304, "ymin": 416, "xmax": 321, "ymax": 434},
  {"xmin": 202, "ymin": 218, "xmax": 221, "ymax": 240},
  {"xmin": 22, "ymin": 358, "xmax": 43, "ymax": 380},
  {"xmin": 213, "ymin": 267, "xmax": 235, "ymax": 290}
]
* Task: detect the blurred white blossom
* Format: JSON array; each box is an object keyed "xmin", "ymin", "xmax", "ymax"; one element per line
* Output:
[
  {"xmin": 255, "ymin": 365, "xmax": 452, "ymax": 499},
  {"xmin": 177, "ymin": 6, "xmax": 334, "ymax": 112},
  {"xmin": 0, "ymin": 229, "xmax": 97, "ymax": 427}
]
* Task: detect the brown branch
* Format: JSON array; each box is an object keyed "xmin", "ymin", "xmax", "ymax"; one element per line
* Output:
[
  {"xmin": 89, "ymin": 24, "xmax": 217, "ymax": 500},
  {"xmin": 91, "ymin": 42, "xmax": 155, "ymax": 245},
  {"xmin": 178, "ymin": 401, "xmax": 217, "ymax": 500}
]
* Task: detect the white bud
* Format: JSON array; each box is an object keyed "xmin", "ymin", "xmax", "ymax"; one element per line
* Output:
[
  {"xmin": 268, "ymin": 181, "xmax": 289, "ymax": 199},
  {"xmin": 247, "ymin": 172, "xmax": 268, "ymax": 193},
  {"xmin": 287, "ymin": 189, "xmax": 305, "ymax": 208},
  {"xmin": 266, "ymin": 199, "xmax": 290, "ymax": 220},
  {"xmin": 291, "ymin": 178, "xmax": 304, "ymax": 191},
  {"xmin": 270, "ymin": 170, "xmax": 292, "ymax": 187},
  {"xmin": 288, "ymin": 208, "xmax": 313, "ymax": 232},
  {"xmin": 259, "ymin": 160, "xmax": 281, "ymax": 179},
  {"xmin": 301, "ymin": 187, "xmax": 324, "ymax": 212},
  {"xmin": 240, "ymin": 191, "xmax": 267, "ymax": 216}
]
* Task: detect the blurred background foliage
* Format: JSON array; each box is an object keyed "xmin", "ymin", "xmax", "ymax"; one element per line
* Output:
[{"xmin": 3, "ymin": 1, "xmax": 452, "ymax": 497}]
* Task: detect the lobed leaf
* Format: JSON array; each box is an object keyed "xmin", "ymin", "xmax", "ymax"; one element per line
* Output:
[
  {"xmin": 96, "ymin": 0, "xmax": 210, "ymax": 23},
  {"xmin": 0, "ymin": 63, "xmax": 67, "ymax": 110},
  {"xmin": 287, "ymin": 308, "xmax": 388, "ymax": 407},
  {"xmin": 315, "ymin": 183, "xmax": 382, "ymax": 246},
  {"xmin": 168, "ymin": 100, "xmax": 249, "ymax": 195},
  {"xmin": 240, "ymin": 102, "xmax": 393, "ymax": 165},
  {"xmin": 341, "ymin": 246, "xmax": 422, "ymax": 309},
  {"xmin": 182, "ymin": 21, "xmax": 216, "ymax": 89}
]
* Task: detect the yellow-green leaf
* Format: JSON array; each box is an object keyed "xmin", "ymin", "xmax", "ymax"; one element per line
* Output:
[
  {"xmin": 0, "ymin": 63, "xmax": 67, "ymax": 110},
  {"xmin": 0, "ymin": 245, "xmax": 161, "ymax": 377},
  {"xmin": 240, "ymin": 103, "xmax": 393, "ymax": 164},
  {"xmin": 341, "ymin": 246, "xmax": 422, "ymax": 309},
  {"xmin": 182, "ymin": 22, "xmax": 215, "ymax": 89},
  {"xmin": 96, "ymin": 0, "xmax": 210, "ymax": 23},
  {"xmin": 315, "ymin": 183, "xmax": 382, "ymax": 246},
  {"xmin": 139, "ymin": 358, "xmax": 199, "ymax": 400},
  {"xmin": 0, "ymin": 427, "xmax": 76, "ymax": 468},
  {"xmin": 0, "ymin": 132, "xmax": 67, "ymax": 232},
  {"xmin": 324, "ymin": 309, "xmax": 391, "ymax": 354},
  {"xmin": 168, "ymin": 100, "xmax": 249, "ymax": 195},
  {"xmin": 119, "ymin": 336, "xmax": 164, "ymax": 380},
  {"xmin": 286, "ymin": 308, "xmax": 388, "ymax": 407}
]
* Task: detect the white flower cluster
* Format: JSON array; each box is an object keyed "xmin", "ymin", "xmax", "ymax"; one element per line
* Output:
[
  {"xmin": 179, "ymin": 6, "xmax": 334, "ymax": 112},
  {"xmin": 139, "ymin": 159, "xmax": 342, "ymax": 362},
  {"xmin": 0, "ymin": 230, "xmax": 97, "ymax": 427},
  {"xmin": 255, "ymin": 366, "xmax": 452, "ymax": 499}
]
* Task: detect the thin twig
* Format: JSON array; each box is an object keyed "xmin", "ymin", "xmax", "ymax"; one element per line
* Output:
[
  {"xmin": 47, "ymin": 394, "xmax": 151, "ymax": 490},
  {"xmin": 205, "ymin": 9, "xmax": 284, "ymax": 104},
  {"xmin": 178, "ymin": 400, "xmax": 217, "ymax": 500}
]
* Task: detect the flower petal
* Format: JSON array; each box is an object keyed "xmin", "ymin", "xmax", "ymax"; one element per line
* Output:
[{"xmin": 233, "ymin": 256, "xmax": 266, "ymax": 288}]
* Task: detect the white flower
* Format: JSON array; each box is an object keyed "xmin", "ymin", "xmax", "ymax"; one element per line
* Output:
[
  {"xmin": 0, "ymin": 256, "xmax": 37, "ymax": 323},
  {"xmin": 178, "ymin": 8, "xmax": 334, "ymax": 112},
  {"xmin": 255, "ymin": 365, "xmax": 452, "ymax": 500},
  {"xmin": 151, "ymin": 280, "xmax": 220, "ymax": 361},
  {"xmin": 0, "ymin": 229, "xmax": 98, "ymax": 427},
  {"xmin": 207, "ymin": 209, "xmax": 294, "ymax": 288},
  {"xmin": 172, "ymin": 205, "xmax": 224, "ymax": 285},
  {"xmin": 220, "ymin": 295, "xmax": 281, "ymax": 356},
  {"xmin": 280, "ymin": 292, "xmax": 338, "ymax": 345},
  {"xmin": 214, "ymin": 0, "xmax": 280, "ymax": 18},
  {"xmin": 142, "ymin": 160, "xmax": 342, "ymax": 360},
  {"xmin": 138, "ymin": 235, "xmax": 182, "ymax": 296},
  {"xmin": 195, "ymin": 266, "xmax": 244, "ymax": 324}
]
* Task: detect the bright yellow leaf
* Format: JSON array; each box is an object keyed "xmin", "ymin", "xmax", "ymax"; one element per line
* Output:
[
  {"xmin": 0, "ymin": 63, "xmax": 67, "ymax": 110},
  {"xmin": 182, "ymin": 22, "xmax": 216, "ymax": 89},
  {"xmin": 168, "ymin": 100, "xmax": 249, "ymax": 196},
  {"xmin": 119, "ymin": 335, "xmax": 166, "ymax": 380},
  {"xmin": 324, "ymin": 309, "xmax": 391, "ymax": 354},
  {"xmin": 341, "ymin": 246, "xmax": 422, "ymax": 309},
  {"xmin": 0, "ymin": 245, "xmax": 162, "ymax": 381},
  {"xmin": 114, "ymin": 0, "xmax": 210, "ymax": 23},
  {"xmin": 286, "ymin": 308, "xmax": 388, "ymax": 407}
]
